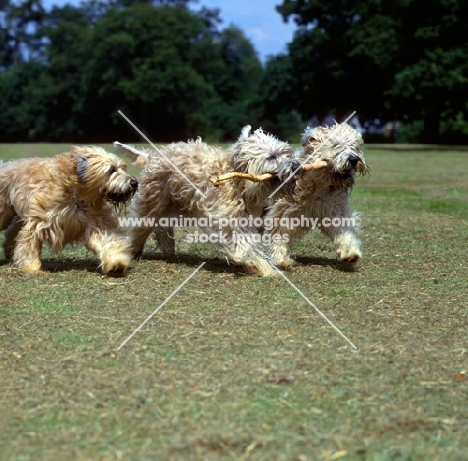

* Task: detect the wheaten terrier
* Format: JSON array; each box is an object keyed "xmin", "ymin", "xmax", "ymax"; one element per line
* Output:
[
  {"xmin": 263, "ymin": 122, "xmax": 369, "ymax": 268},
  {"xmin": 114, "ymin": 126, "xmax": 300, "ymax": 276},
  {"xmin": 0, "ymin": 146, "xmax": 138, "ymax": 274}
]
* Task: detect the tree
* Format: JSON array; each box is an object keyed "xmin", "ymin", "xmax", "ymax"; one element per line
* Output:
[
  {"xmin": 278, "ymin": 0, "xmax": 468, "ymax": 143},
  {"xmin": 0, "ymin": 59, "xmax": 50, "ymax": 140},
  {"xmin": 277, "ymin": 0, "xmax": 379, "ymax": 121},
  {"xmin": 5, "ymin": 0, "xmax": 45, "ymax": 64},
  {"xmin": 0, "ymin": 0, "xmax": 15, "ymax": 69},
  {"xmin": 351, "ymin": 0, "xmax": 468, "ymax": 143},
  {"xmin": 0, "ymin": 1, "xmax": 264, "ymax": 142},
  {"xmin": 205, "ymin": 26, "xmax": 263, "ymax": 140},
  {"xmin": 256, "ymin": 54, "xmax": 305, "ymax": 141}
]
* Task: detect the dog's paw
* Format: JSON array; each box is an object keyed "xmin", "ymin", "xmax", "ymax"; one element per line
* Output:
[
  {"xmin": 245, "ymin": 262, "xmax": 278, "ymax": 277},
  {"xmin": 22, "ymin": 266, "xmax": 46, "ymax": 274},
  {"xmin": 276, "ymin": 257, "xmax": 296, "ymax": 269},
  {"xmin": 343, "ymin": 254, "xmax": 360, "ymax": 263},
  {"xmin": 15, "ymin": 258, "xmax": 44, "ymax": 273},
  {"xmin": 102, "ymin": 260, "xmax": 129, "ymax": 276},
  {"xmin": 337, "ymin": 249, "xmax": 361, "ymax": 263}
]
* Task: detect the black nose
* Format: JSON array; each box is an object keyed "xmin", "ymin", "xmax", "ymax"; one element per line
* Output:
[
  {"xmin": 130, "ymin": 179, "xmax": 138, "ymax": 189},
  {"xmin": 291, "ymin": 160, "xmax": 301, "ymax": 173},
  {"xmin": 349, "ymin": 156, "xmax": 359, "ymax": 167}
]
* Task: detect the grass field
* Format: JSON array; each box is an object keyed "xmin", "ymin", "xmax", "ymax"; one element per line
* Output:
[{"xmin": 0, "ymin": 143, "xmax": 467, "ymax": 460}]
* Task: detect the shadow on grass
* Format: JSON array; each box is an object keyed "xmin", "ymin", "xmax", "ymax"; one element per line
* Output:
[
  {"xmin": 293, "ymin": 256, "xmax": 361, "ymax": 273},
  {"xmin": 139, "ymin": 251, "xmax": 359, "ymax": 274},
  {"xmin": 41, "ymin": 258, "xmax": 101, "ymax": 273},
  {"xmin": 139, "ymin": 251, "xmax": 248, "ymax": 276},
  {"xmin": 0, "ymin": 249, "xmax": 360, "ymax": 276},
  {"xmin": 0, "ymin": 256, "xmax": 132, "ymax": 277}
]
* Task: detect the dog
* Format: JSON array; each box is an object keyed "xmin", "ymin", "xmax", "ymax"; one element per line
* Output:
[
  {"xmin": 263, "ymin": 122, "xmax": 369, "ymax": 268},
  {"xmin": 114, "ymin": 126, "xmax": 300, "ymax": 276},
  {"xmin": 0, "ymin": 146, "xmax": 138, "ymax": 274}
]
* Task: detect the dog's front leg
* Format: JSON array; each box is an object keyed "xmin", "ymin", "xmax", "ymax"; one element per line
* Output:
[
  {"xmin": 84, "ymin": 227, "xmax": 132, "ymax": 275},
  {"xmin": 12, "ymin": 221, "xmax": 44, "ymax": 273},
  {"xmin": 320, "ymin": 205, "xmax": 362, "ymax": 263}
]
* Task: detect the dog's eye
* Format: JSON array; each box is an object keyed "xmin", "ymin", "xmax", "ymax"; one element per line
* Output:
[{"xmin": 108, "ymin": 165, "xmax": 117, "ymax": 175}]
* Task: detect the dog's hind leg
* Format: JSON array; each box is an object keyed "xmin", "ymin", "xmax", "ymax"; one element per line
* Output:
[
  {"xmin": 268, "ymin": 238, "xmax": 295, "ymax": 269},
  {"xmin": 154, "ymin": 227, "xmax": 175, "ymax": 256},
  {"xmin": 3, "ymin": 216, "xmax": 24, "ymax": 260},
  {"xmin": 129, "ymin": 225, "xmax": 155, "ymax": 258},
  {"xmin": 0, "ymin": 202, "xmax": 16, "ymax": 232},
  {"xmin": 128, "ymin": 190, "xmax": 173, "ymax": 258},
  {"xmin": 210, "ymin": 225, "xmax": 278, "ymax": 276},
  {"xmin": 262, "ymin": 203, "xmax": 306, "ymax": 268}
]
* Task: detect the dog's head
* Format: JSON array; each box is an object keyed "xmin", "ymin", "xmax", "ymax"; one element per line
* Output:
[
  {"xmin": 72, "ymin": 146, "xmax": 138, "ymax": 207},
  {"xmin": 231, "ymin": 125, "xmax": 301, "ymax": 199},
  {"xmin": 301, "ymin": 123, "xmax": 369, "ymax": 188},
  {"xmin": 232, "ymin": 125, "xmax": 297, "ymax": 176}
]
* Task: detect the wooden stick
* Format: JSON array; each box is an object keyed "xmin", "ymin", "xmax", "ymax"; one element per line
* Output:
[
  {"xmin": 210, "ymin": 160, "xmax": 327, "ymax": 187},
  {"xmin": 210, "ymin": 171, "xmax": 275, "ymax": 186},
  {"xmin": 303, "ymin": 160, "xmax": 327, "ymax": 171}
]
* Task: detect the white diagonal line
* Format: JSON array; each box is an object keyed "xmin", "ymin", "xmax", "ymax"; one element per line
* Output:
[
  {"xmin": 268, "ymin": 111, "xmax": 357, "ymax": 199},
  {"xmin": 275, "ymin": 268, "xmax": 357, "ymax": 349},
  {"xmin": 117, "ymin": 262, "xmax": 206, "ymax": 350},
  {"xmin": 118, "ymin": 110, "xmax": 207, "ymax": 198}
]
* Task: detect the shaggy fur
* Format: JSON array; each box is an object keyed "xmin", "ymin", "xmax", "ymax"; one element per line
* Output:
[
  {"xmin": 263, "ymin": 122, "xmax": 369, "ymax": 267},
  {"xmin": 114, "ymin": 126, "xmax": 300, "ymax": 276},
  {"xmin": 0, "ymin": 146, "xmax": 138, "ymax": 274}
]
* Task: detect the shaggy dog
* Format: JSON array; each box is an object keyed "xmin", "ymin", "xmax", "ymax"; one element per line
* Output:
[
  {"xmin": 114, "ymin": 126, "xmax": 300, "ymax": 276},
  {"xmin": 263, "ymin": 122, "xmax": 369, "ymax": 268},
  {"xmin": 0, "ymin": 146, "xmax": 138, "ymax": 274}
]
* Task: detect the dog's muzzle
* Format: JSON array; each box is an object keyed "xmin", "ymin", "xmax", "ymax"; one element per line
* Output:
[
  {"xmin": 332, "ymin": 154, "xmax": 368, "ymax": 188},
  {"xmin": 106, "ymin": 177, "xmax": 138, "ymax": 205},
  {"xmin": 348, "ymin": 155, "xmax": 359, "ymax": 168}
]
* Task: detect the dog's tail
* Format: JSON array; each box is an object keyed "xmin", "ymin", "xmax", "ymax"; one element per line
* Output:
[{"xmin": 114, "ymin": 141, "xmax": 151, "ymax": 167}]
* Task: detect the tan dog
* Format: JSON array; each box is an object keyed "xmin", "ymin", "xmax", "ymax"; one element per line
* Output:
[
  {"xmin": 0, "ymin": 146, "xmax": 138, "ymax": 274},
  {"xmin": 115, "ymin": 126, "xmax": 300, "ymax": 276},
  {"xmin": 263, "ymin": 123, "xmax": 369, "ymax": 267}
]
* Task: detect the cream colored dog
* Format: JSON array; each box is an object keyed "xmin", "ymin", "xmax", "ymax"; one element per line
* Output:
[
  {"xmin": 0, "ymin": 146, "xmax": 138, "ymax": 274},
  {"xmin": 115, "ymin": 126, "xmax": 300, "ymax": 276},
  {"xmin": 263, "ymin": 122, "xmax": 369, "ymax": 267}
]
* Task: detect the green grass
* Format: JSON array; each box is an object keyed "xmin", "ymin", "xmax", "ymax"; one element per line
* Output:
[{"xmin": 1, "ymin": 144, "xmax": 467, "ymax": 460}]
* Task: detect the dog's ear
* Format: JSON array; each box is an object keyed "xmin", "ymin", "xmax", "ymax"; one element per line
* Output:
[
  {"xmin": 239, "ymin": 125, "xmax": 252, "ymax": 141},
  {"xmin": 301, "ymin": 127, "xmax": 319, "ymax": 146},
  {"xmin": 69, "ymin": 146, "xmax": 91, "ymax": 181},
  {"xmin": 75, "ymin": 154, "xmax": 88, "ymax": 181},
  {"xmin": 113, "ymin": 141, "xmax": 148, "ymax": 168}
]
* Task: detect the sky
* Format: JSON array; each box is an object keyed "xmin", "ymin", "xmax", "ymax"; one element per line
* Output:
[
  {"xmin": 198, "ymin": 0, "xmax": 297, "ymax": 61},
  {"xmin": 42, "ymin": 0, "xmax": 298, "ymax": 62}
]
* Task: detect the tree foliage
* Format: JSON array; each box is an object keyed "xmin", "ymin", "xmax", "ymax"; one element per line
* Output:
[
  {"xmin": 277, "ymin": 0, "xmax": 468, "ymax": 142},
  {"xmin": 0, "ymin": 0, "xmax": 263, "ymax": 141},
  {"xmin": 1, "ymin": 0, "xmax": 467, "ymax": 143}
]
